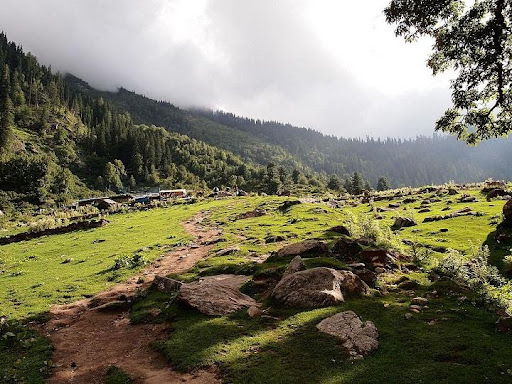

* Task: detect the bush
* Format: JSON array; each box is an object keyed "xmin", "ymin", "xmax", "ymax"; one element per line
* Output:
[
  {"xmin": 112, "ymin": 253, "xmax": 147, "ymax": 270},
  {"xmin": 503, "ymin": 255, "xmax": 512, "ymax": 275},
  {"xmin": 434, "ymin": 245, "xmax": 512, "ymax": 314}
]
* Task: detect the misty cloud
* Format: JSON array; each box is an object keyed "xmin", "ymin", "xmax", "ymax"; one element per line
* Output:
[{"xmin": 0, "ymin": 0, "xmax": 452, "ymax": 137}]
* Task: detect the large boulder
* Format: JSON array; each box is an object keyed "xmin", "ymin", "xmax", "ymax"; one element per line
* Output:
[
  {"xmin": 177, "ymin": 275, "xmax": 259, "ymax": 316},
  {"xmin": 504, "ymin": 200, "xmax": 512, "ymax": 222},
  {"xmin": 316, "ymin": 311, "xmax": 378, "ymax": 360},
  {"xmin": 273, "ymin": 240, "xmax": 328, "ymax": 259},
  {"xmin": 332, "ymin": 238, "xmax": 363, "ymax": 260},
  {"xmin": 392, "ymin": 217, "xmax": 417, "ymax": 229},
  {"xmin": 487, "ymin": 188, "xmax": 509, "ymax": 200},
  {"xmin": 272, "ymin": 268, "xmax": 369, "ymax": 308},
  {"xmin": 152, "ymin": 276, "xmax": 183, "ymax": 293},
  {"xmin": 327, "ymin": 225, "xmax": 351, "ymax": 236},
  {"xmin": 358, "ymin": 249, "xmax": 399, "ymax": 269},
  {"xmin": 282, "ymin": 256, "xmax": 306, "ymax": 278}
]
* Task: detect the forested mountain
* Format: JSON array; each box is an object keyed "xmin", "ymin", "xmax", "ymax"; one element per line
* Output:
[
  {"xmin": 0, "ymin": 33, "xmax": 321, "ymax": 212},
  {"xmin": 1, "ymin": 30, "xmax": 511, "ymax": 213},
  {"xmin": 65, "ymin": 75, "xmax": 512, "ymax": 188}
]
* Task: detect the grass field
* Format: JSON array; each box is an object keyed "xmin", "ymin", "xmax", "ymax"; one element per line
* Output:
[
  {"xmin": 2, "ymin": 187, "xmax": 512, "ymax": 383},
  {"xmin": 0, "ymin": 199, "xmax": 230, "ymax": 320}
]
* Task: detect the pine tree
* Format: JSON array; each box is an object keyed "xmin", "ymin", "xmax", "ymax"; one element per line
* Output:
[
  {"xmin": 350, "ymin": 172, "xmax": 364, "ymax": 195},
  {"xmin": 377, "ymin": 177, "xmax": 390, "ymax": 191},
  {"xmin": 0, "ymin": 64, "xmax": 14, "ymax": 157},
  {"xmin": 327, "ymin": 174, "xmax": 342, "ymax": 191}
]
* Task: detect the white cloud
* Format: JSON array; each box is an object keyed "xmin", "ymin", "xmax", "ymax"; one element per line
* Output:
[{"xmin": 0, "ymin": 0, "xmax": 452, "ymax": 138}]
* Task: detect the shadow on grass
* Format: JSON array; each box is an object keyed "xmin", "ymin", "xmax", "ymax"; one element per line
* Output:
[{"xmin": 153, "ymin": 291, "xmax": 512, "ymax": 384}]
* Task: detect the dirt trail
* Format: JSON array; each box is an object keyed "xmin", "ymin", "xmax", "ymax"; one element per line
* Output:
[{"xmin": 44, "ymin": 213, "xmax": 223, "ymax": 384}]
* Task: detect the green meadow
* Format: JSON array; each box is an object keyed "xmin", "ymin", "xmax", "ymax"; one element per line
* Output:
[{"xmin": 2, "ymin": 188, "xmax": 512, "ymax": 383}]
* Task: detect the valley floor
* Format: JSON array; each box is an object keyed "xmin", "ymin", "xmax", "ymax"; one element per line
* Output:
[{"xmin": 2, "ymin": 186, "xmax": 512, "ymax": 383}]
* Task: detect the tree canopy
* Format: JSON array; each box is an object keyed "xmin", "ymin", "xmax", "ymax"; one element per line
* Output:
[{"xmin": 385, "ymin": 0, "xmax": 512, "ymax": 143}]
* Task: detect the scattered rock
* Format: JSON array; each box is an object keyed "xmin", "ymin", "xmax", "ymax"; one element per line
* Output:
[
  {"xmin": 418, "ymin": 208, "xmax": 431, "ymax": 213},
  {"xmin": 458, "ymin": 195, "xmax": 477, "ymax": 203},
  {"xmin": 282, "ymin": 256, "xmax": 307, "ymax": 278},
  {"xmin": 358, "ymin": 249, "xmax": 400, "ymax": 270},
  {"xmin": 153, "ymin": 275, "xmax": 183, "ymax": 293},
  {"xmin": 404, "ymin": 313, "xmax": 413, "ymax": 319},
  {"xmin": 388, "ymin": 203, "xmax": 401, "ymax": 209},
  {"xmin": 398, "ymin": 279, "xmax": 419, "ymax": 290},
  {"xmin": 265, "ymin": 235, "xmax": 286, "ymax": 243},
  {"xmin": 327, "ymin": 225, "xmax": 351, "ymax": 236},
  {"xmin": 278, "ymin": 200, "xmax": 301, "ymax": 212},
  {"xmin": 332, "ymin": 238, "xmax": 363, "ymax": 260},
  {"xmin": 316, "ymin": 311, "xmax": 378, "ymax": 359},
  {"xmin": 482, "ymin": 181, "xmax": 507, "ymax": 193},
  {"xmin": 423, "ymin": 207, "xmax": 475, "ymax": 223},
  {"xmin": 177, "ymin": 275, "xmax": 258, "ymax": 316},
  {"xmin": 236, "ymin": 208, "xmax": 266, "ymax": 220},
  {"xmin": 353, "ymin": 269, "xmax": 377, "ymax": 287},
  {"xmin": 487, "ymin": 188, "xmax": 510, "ymax": 200},
  {"xmin": 439, "ymin": 228, "xmax": 449, "ymax": 233},
  {"xmin": 496, "ymin": 316, "xmax": 512, "ymax": 332},
  {"xmin": 272, "ymin": 268, "xmax": 369, "ymax": 308},
  {"xmin": 392, "ymin": 217, "xmax": 417, "ymax": 229},
  {"xmin": 247, "ymin": 306, "xmax": 263, "ymax": 318},
  {"xmin": 412, "ymin": 297, "xmax": 429, "ymax": 306},
  {"xmin": 448, "ymin": 188, "xmax": 459, "ymax": 195},
  {"xmin": 215, "ymin": 245, "xmax": 240, "ymax": 256},
  {"xmin": 273, "ymin": 240, "xmax": 328, "ymax": 259}
]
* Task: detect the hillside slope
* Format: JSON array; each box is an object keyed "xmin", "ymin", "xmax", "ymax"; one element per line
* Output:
[{"xmin": 65, "ymin": 75, "xmax": 512, "ymax": 187}]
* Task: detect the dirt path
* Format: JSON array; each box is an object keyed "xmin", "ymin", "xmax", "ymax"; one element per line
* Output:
[{"xmin": 44, "ymin": 213, "xmax": 223, "ymax": 384}]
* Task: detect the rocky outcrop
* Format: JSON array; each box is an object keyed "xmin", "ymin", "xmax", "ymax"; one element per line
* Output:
[
  {"xmin": 177, "ymin": 275, "xmax": 258, "ymax": 316},
  {"xmin": 273, "ymin": 240, "xmax": 328, "ymax": 259},
  {"xmin": 316, "ymin": 311, "xmax": 378, "ymax": 360},
  {"xmin": 271, "ymin": 268, "xmax": 369, "ymax": 308}
]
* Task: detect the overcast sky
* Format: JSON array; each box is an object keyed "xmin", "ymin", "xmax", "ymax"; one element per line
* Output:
[{"xmin": 0, "ymin": 0, "xmax": 453, "ymax": 138}]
